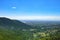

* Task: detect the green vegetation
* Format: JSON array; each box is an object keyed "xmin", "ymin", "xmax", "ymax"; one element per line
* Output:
[
  {"xmin": 0, "ymin": 17, "xmax": 60, "ymax": 40},
  {"xmin": 0, "ymin": 28, "xmax": 32, "ymax": 40}
]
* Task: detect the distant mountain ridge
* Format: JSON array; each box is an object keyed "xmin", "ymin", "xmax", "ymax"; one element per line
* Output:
[{"xmin": 0, "ymin": 17, "xmax": 33, "ymax": 30}]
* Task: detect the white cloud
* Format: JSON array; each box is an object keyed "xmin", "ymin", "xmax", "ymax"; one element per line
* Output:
[{"xmin": 12, "ymin": 7, "xmax": 16, "ymax": 9}]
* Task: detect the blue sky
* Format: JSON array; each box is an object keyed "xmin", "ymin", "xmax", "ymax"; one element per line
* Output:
[{"xmin": 0, "ymin": 0, "xmax": 60, "ymax": 20}]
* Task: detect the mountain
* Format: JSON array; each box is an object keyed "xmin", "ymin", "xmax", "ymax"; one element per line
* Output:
[
  {"xmin": 0, "ymin": 17, "xmax": 33, "ymax": 40},
  {"xmin": 0, "ymin": 17, "xmax": 33, "ymax": 30}
]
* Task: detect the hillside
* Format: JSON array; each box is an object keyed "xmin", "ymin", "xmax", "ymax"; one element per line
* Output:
[
  {"xmin": 0, "ymin": 17, "xmax": 33, "ymax": 30},
  {"xmin": 0, "ymin": 17, "xmax": 33, "ymax": 40}
]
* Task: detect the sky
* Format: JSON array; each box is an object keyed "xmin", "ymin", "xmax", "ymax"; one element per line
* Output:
[{"xmin": 0, "ymin": 0, "xmax": 60, "ymax": 20}]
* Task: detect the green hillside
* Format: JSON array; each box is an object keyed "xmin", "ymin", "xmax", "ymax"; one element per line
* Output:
[
  {"xmin": 0, "ymin": 28, "xmax": 32, "ymax": 40},
  {"xmin": 0, "ymin": 17, "xmax": 32, "ymax": 40},
  {"xmin": 0, "ymin": 17, "xmax": 33, "ymax": 30}
]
